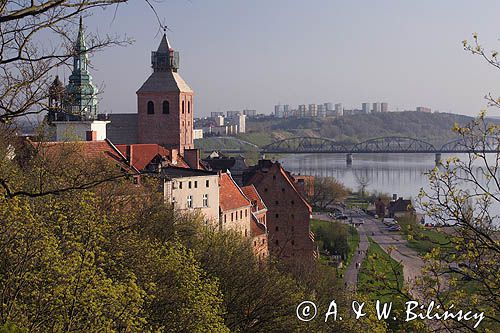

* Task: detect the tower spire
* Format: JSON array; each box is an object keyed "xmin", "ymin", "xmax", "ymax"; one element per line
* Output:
[
  {"xmin": 65, "ymin": 16, "xmax": 99, "ymax": 120},
  {"xmin": 152, "ymin": 31, "xmax": 179, "ymax": 72},
  {"xmin": 76, "ymin": 16, "xmax": 86, "ymax": 53}
]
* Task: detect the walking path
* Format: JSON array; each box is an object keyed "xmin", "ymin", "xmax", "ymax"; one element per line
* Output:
[
  {"xmin": 362, "ymin": 216, "xmax": 424, "ymax": 295},
  {"xmin": 313, "ymin": 211, "xmax": 425, "ymax": 297},
  {"xmin": 343, "ymin": 228, "xmax": 368, "ymax": 291}
]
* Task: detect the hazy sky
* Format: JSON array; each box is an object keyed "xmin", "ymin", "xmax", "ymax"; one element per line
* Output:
[{"xmin": 73, "ymin": 0, "xmax": 500, "ymax": 117}]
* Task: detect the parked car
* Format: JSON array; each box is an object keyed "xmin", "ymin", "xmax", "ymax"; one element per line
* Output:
[
  {"xmin": 383, "ymin": 218, "xmax": 397, "ymax": 226},
  {"xmin": 388, "ymin": 225, "xmax": 401, "ymax": 232}
]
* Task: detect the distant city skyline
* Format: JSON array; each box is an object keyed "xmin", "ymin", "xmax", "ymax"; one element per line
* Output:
[{"xmin": 72, "ymin": 1, "xmax": 500, "ymax": 118}]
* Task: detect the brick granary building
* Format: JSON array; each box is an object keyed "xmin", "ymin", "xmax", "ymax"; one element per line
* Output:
[{"xmin": 244, "ymin": 160, "xmax": 316, "ymax": 260}]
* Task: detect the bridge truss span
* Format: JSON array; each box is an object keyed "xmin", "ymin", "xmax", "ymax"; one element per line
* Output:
[
  {"xmin": 262, "ymin": 137, "xmax": 350, "ymax": 153},
  {"xmin": 352, "ymin": 136, "xmax": 437, "ymax": 153}
]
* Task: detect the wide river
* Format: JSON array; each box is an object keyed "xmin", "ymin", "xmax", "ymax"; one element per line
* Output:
[
  {"xmin": 280, "ymin": 153, "xmax": 470, "ymax": 199},
  {"xmin": 280, "ymin": 152, "xmax": 500, "ymax": 224}
]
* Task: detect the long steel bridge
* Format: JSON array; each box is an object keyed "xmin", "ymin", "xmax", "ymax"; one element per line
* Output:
[{"xmin": 213, "ymin": 136, "xmax": 500, "ymax": 164}]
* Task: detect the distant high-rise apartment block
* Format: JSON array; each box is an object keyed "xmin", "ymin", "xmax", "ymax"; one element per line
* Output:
[
  {"xmin": 274, "ymin": 104, "xmax": 284, "ymax": 117},
  {"xmin": 308, "ymin": 104, "xmax": 317, "ymax": 117},
  {"xmin": 324, "ymin": 102, "xmax": 333, "ymax": 111},
  {"xmin": 372, "ymin": 102, "xmax": 381, "ymax": 113},
  {"xmin": 362, "ymin": 103, "xmax": 370, "ymax": 114},
  {"xmin": 226, "ymin": 110, "xmax": 241, "ymax": 117},
  {"xmin": 298, "ymin": 104, "xmax": 307, "ymax": 117},
  {"xmin": 335, "ymin": 103, "xmax": 343, "ymax": 116},
  {"xmin": 317, "ymin": 104, "xmax": 326, "ymax": 117},
  {"xmin": 211, "ymin": 111, "xmax": 224, "ymax": 118},
  {"xmin": 243, "ymin": 109, "xmax": 257, "ymax": 117},
  {"xmin": 416, "ymin": 106, "xmax": 431, "ymax": 113},
  {"xmin": 381, "ymin": 102, "xmax": 388, "ymax": 112},
  {"xmin": 216, "ymin": 115, "xmax": 225, "ymax": 126}
]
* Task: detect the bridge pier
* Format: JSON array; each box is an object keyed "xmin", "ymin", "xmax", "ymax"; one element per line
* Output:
[
  {"xmin": 346, "ymin": 153, "xmax": 353, "ymax": 165},
  {"xmin": 435, "ymin": 153, "xmax": 442, "ymax": 165}
]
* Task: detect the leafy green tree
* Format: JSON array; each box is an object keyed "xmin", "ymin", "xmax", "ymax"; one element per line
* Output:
[
  {"xmin": 310, "ymin": 177, "xmax": 350, "ymax": 210},
  {"xmin": 418, "ymin": 113, "xmax": 500, "ymax": 332}
]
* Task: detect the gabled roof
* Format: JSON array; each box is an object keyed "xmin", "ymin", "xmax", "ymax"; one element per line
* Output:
[
  {"xmin": 219, "ymin": 172, "xmax": 251, "ymax": 212},
  {"xmin": 136, "ymin": 71, "xmax": 192, "ymax": 93},
  {"xmin": 250, "ymin": 214, "xmax": 267, "ymax": 237},
  {"xmin": 115, "ymin": 143, "xmax": 189, "ymax": 171},
  {"xmin": 241, "ymin": 185, "xmax": 267, "ymax": 212},
  {"xmin": 244, "ymin": 161, "xmax": 312, "ymax": 213},
  {"xmin": 28, "ymin": 139, "xmax": 139, "ymax": 174}
]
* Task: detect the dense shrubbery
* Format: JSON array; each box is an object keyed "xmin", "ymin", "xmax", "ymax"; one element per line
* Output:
[{"xmin": 0, "ymin": 135, "xmax": 388, "ymax": 332}]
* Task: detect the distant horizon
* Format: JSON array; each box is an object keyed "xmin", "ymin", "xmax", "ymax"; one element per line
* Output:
[{"xmin": 34, "ymin": 1, "xmax": 500, "ymax": 119}]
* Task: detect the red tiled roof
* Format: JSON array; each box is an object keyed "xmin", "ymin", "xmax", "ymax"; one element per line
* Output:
[
  {"xmin": 250, "ymin": 215, "xmax": 266, "ymax": 237},
  {"xmin": 115, "ymin": 144, "xmax": 189, "ymax": 170},
  {"xmin": 29, "ymin": 139, "xmax": 138, "ymax": 174},
  {"xmin": 241, "ymin": 185, "xmax": 267, "ymax": 212},
  {"xmin": 219, "ymin": 173, "xmax": 251, "ymax": 212}
]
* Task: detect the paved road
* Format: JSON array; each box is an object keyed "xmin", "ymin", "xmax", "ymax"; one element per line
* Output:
[
  {"xmin": 313, "ymin": 211, "xmax": 425, "ymax": 297},
  {"xmin": 343, "ymin": 228, "xmax": 368, "ymax": 291},
  {"xmin": 357, "ymin": 213, "xmax": 425, "ymax": 297}
]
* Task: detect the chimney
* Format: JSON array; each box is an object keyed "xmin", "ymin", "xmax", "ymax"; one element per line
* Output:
[
  {"xmin": 126, "ymin": 145, "xmax": 134, "ymax": 167},
  {"xmin": 86, "ymin": 130, "xmax": 97, "ymax": 141},
  {"xmin": 184, "ymin": 148, "xmax": 200, "ymax": 169},
  {"xmin": 171, "ymin": 148, "xmax": 178, "ymax": 164}
]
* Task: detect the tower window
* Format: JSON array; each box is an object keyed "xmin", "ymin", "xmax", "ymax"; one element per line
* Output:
[
  {"xmin": 162, "ymin": 100, "xmax": 170, "ymax": 114},
  {"xmin": 188, "ymin": 101, "xmax": 191, "ymax": 113},
  {"xmin": 203, "ymin": 194, "xmax": 208, "ymax": 207},
  {"xmin": 182, "ymin": 101, "xmax": 185, "ymax": 114},
  {"xmin": 147, "ymin": 101, "xmax": 154, "ymax": 114}
]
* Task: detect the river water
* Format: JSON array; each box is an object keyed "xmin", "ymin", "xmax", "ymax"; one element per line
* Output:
[{"xmin": 280, "ymin": 153, "xmax": 442, "ymax": 199}]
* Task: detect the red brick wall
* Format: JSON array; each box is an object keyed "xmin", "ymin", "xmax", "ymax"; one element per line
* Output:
[
  {"xmin": 250, "ymin": 166, "xmax": 314, "ymax": 260},
  {"xmin": 252, "ymin": 234, "xmax": 269, "ymax": 261},
  {"xmin": 137, "ymin": 91, "xmax": 194, "ymax": 154}
]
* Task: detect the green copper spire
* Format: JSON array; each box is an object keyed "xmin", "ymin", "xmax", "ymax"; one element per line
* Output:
[{"xmin": 65, "ymin": 16, "xmax": 99, "ymax": 120}]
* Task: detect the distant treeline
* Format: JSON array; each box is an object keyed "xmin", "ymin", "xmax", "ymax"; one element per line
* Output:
[{"xmin": 248, "ymin": 112, "xmax": 498, "ymax": 146}]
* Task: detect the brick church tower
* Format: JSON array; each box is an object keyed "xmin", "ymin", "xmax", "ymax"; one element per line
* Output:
[{"xmin": 137, "ymin": 33, "xmax": 194, "ymax": 154}]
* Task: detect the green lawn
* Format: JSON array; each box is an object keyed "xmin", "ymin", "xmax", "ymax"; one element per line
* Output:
[
  {"xmin": 235, "ymin": 132, "xmax": 275, "ymax": 146},
  {"xmin": 397, "ymin": 216, "xmax": 451, "ymax": 255},
  {"xmin": 358, "ymin": 237, "xmax": 404, "ymax": 303}
]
